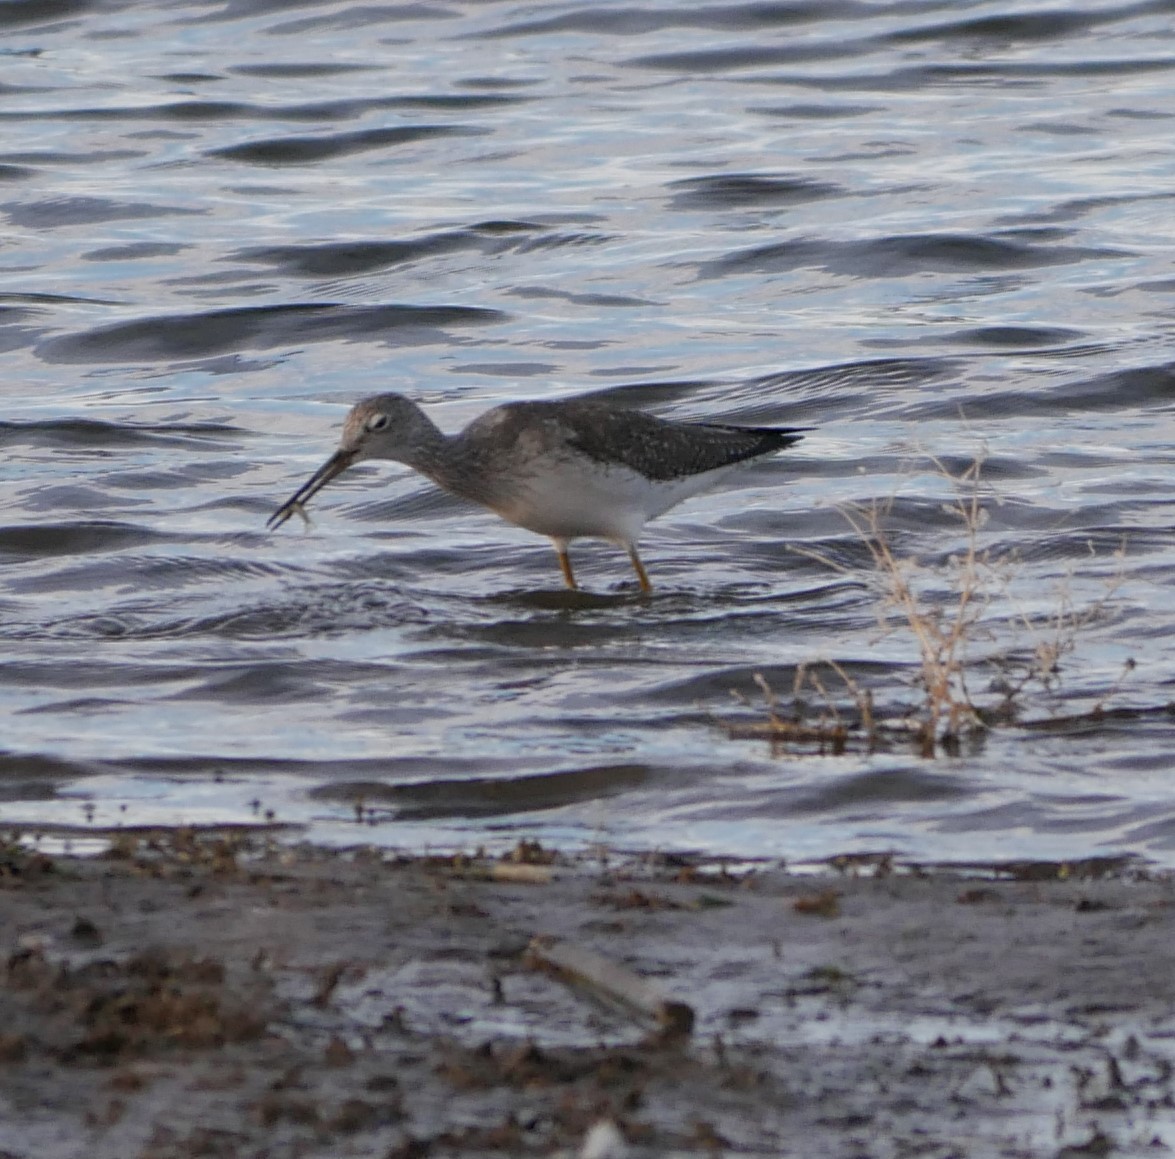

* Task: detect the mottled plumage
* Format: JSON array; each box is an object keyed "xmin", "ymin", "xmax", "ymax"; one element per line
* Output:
[{"xmin": 268, "ymin": 393, "xmax": 806, "ymax": 592}]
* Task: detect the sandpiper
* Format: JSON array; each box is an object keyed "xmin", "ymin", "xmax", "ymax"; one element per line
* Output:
[{"xmin": 267, "ymin": 393, "xmax": 806, "ymax": 592}]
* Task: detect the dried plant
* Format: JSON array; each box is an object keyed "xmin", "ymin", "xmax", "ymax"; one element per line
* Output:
[
  {"xmin": 987, "ymin": 538, "xmax": 1129, "ymax": 721},
  {"xmin": 729, "ymin": 454, "xmax": 1132, "ymax": 757},
  {"xmin": 839, "ymin": 454, "xmax": 994, "ymax": 755}
]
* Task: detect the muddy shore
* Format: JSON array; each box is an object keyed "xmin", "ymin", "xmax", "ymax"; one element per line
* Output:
[{"xmin": 0, "ymin": 833, "xmax": 1172, "ymax": 1158}]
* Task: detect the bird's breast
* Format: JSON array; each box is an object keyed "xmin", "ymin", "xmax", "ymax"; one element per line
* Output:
[{"xmin": 486, "ymin": 457, "xmax": 728, "ymax": 543}]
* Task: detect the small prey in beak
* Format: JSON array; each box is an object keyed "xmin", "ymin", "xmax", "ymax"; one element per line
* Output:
[{"xmin": 266, "ymin": 448, "xmax": 356, "ymax": 531}]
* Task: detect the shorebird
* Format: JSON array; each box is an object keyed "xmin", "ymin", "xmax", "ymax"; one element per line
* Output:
[{"xmin": 267, "ymin": 393, "xmax": 806, "ymax": 592}]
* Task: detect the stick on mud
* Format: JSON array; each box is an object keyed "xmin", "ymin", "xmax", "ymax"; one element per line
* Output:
[{"xmin": 526, "ymin": 935, "xmax": 694, "ymax": 1036}]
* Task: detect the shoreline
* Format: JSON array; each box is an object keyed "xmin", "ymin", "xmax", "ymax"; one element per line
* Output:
[{"xmin": 1, "ymin": 833, "xmax": 1172, "ymax": 1157}]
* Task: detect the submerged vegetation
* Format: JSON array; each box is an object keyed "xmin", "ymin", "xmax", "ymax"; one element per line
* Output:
[{"xmin": 729, "ymin": 454, "xmax": 1137, "ymax": 758}]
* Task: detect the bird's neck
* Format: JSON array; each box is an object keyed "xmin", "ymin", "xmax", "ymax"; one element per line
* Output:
[
  {"xmin": 383, "ymin": 411, "xmax": 450, "ymax": 478},
  {"xmin": 414, "ymin": 427, "xmax": 501, "ymax": 508}
]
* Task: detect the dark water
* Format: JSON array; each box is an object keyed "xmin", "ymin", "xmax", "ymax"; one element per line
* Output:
[{"xmin": 3, "ymin": 0, "xmax": 1175, "ymax": 864}]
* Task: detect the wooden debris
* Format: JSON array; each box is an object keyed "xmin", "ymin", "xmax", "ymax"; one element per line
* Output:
[
  {"xmin": 792, "ymin": 890, "xmax": 841, "ymax": 918},
  {"xmin": 490, "ymin": 862, "xmax": 554, "ymax": 885},
  {"xmin": 526, "ymin": 936, "xmax": 694, "ymax": 1036},
  {"xmin": 428, "ymin": 860, "xmax": 554, "ymax": 885}
]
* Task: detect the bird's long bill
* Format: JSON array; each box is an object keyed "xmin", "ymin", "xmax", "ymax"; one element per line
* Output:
[{"xmin": 266, "ymin": 448, "xmax": 356, "ymax": 531}]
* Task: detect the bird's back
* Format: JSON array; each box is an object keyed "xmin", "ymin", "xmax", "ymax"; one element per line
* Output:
[{"xmin": 464, "ymin": 399, "xmax": 803, "ymax": 482}]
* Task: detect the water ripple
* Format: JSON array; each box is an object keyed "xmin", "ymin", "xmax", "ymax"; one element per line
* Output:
[
  {"xmin": 700, "ymin": 233, "xmax": 1127, "ymax": 279},
  {"xmin": 39, "ymin": 302, "xmax": 506, "ymax": 362},
  {"xmin": 1, "ymin": 0, "xmax": 1174, "ymax": 869},
  {"xmin": 209, "ymin": 124, "xmax": 484, "ymax": 166}
]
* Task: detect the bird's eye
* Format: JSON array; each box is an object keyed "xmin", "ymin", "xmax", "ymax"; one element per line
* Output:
[{"xmin": 366, "ymin": 414, "xmax": 390, "ymax": 432}]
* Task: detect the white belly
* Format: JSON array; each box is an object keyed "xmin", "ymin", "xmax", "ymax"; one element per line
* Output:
[{"xmin": 491, "ymin": 459, "xmax": 740, "ymax": 544}]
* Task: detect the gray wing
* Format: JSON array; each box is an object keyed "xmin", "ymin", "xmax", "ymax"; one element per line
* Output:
[{"xmin": 546, "ymin": 402, "xmax": 805, "ymax": 481}]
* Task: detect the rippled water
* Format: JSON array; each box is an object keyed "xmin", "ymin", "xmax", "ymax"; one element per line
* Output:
[{"xmin": 3, "ymin": 0, "xmax": 1175, "ymax": 864}]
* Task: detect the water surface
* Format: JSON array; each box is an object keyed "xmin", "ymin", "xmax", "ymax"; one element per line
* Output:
[{"xmin": 3, "ymin": 0, "xmax": 1175, "ymax": 864}]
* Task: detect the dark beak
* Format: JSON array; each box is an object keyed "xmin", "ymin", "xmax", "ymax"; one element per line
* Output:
[{"xmin": 266, "ymin": 448, "xmax": 357, "ymax": 531}]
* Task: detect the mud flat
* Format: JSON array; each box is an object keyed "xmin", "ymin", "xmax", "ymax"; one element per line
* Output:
[{"xmin": 0, "ymin": 833, "xmax": 1172, "ymax": 1158}]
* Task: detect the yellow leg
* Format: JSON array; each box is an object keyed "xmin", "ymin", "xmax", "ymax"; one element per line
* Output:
[
  {"xmin": 627, "ymin": 545, "xmax": 652, "ymax": 594},
  {"xmin": 555, "ymin": 544, "xmax": 578, "ymax": 590}
]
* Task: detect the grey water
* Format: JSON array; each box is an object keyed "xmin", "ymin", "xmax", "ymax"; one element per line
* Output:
[{"xmin": 2, "ymin": 0, "xmax": 1175, "ymax": 865}]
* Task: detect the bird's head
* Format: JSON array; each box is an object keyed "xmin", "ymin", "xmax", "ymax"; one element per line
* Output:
[{"xmin": 266, "ymin": 392, "xmax": 436, "ymax": 531}]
